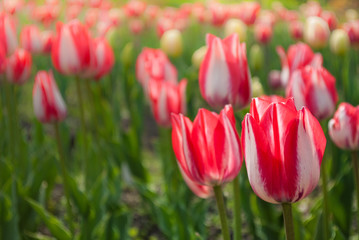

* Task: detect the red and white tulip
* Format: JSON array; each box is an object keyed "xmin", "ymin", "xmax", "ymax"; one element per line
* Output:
[
  {"xmin": 6, "ymin": 49, "xmax": 32, "ymax": 85},
  {"xmin": 0, "ymin": 12, "xmax": 18, "ymax": 55},
  {"xmin": 20, "ymin": 25, "xmax": 43, "ymax": 54}
]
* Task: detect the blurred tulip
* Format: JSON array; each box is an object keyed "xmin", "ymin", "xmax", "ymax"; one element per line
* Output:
[
  {"xmin": 3, "ymin": 0, "xmax": 23, "ymax": 14},
  {"xmin": 0, "ymin": 46, "xmax": 6, "ymax": 74},
  {"xmin": 251, "ymin": 77, "xmax": 264, "ymax": 98},
  {"xmin": 242, "ymin": 97, "xmax": 326, "ymax": 203},
  {"xmin": 51, "ymin": 20, "xmax": 94, "ymax": 76},
  {"xmin": 121, "ymin": 42, "xmax": 134, "ymax": 68},
  {"xmin": 224, "ymin": 19, "xmax": 247, "ymax": 41},
  {"xmin": 329, "ymin": 103, "xmax": 359, "ymax": 150},
  {"xmin": 277, "ymin": 42, "xmax": 323, "ymax": 87},
  {"xmin": 124, "ymin": 0, "xmax": 146, "ymax": 17},
  {"xmin": 208, "ymin": 2, "xmax": 228, "ymax": 26},
  {"xmin": 289, "ymin": 21, "xmax": 303, "ymax": 40},
  {"xmin": 304, "ymin": 16, "xmax": 330, "ymax": 49},
  {"xmin": 329, "ymin": 29, "xmax": 350, "ymax": 56},
  {"xmin": 232, "ymin": 2, "xmax": 261, "ymax": 25},
  {"xmin": 286, "ymin": 65, "xmax": 338, "ymax": 120},
  {"xmin": 268, "ymin": 70, "xmax": 283, "ymax": 90},
  {"xmin": 321, "ymin": 11, "xmax": 337, "ymax": 31},
  {"xmin": 41, "ymin": 31, "xmax": 54, "ymax": 54},
  {"xmin": 300, "ymin": 1, "xmax": 322, "ymax": 17},
  {"xmin": 191, "ymin": 46, "xmax": 207, "ymax": 68},
  {"xmin": 160, "ymin": 29, "xmax": 183, "ymax": 58},
  {"xmin": 343, "ymin": 20, "xmax": 359, "ymax": 48},
  {"xmin": 254, "ymin": 23, "xmax": 272, "ymax": 44},
  {"xmin": 199, "ymin": 34, "xmax": 251, "ymax": 109},
  {"xmin": 0, "ymin": 12, "xmax": 18, "ymax": 55},
  {"xmin": 129, "ymin": 19, "xmax": 144, "ymax": 35},
  {"xmin": 92, "ymin": 37, "xmax": 115, "ymax": 80},
  {"xmin": 172, "ymin": 105, "xmax": 242, "ymax": 186},
  {"xmin": 148, "ymin": 78, "xmax": 187, "ymax": 127},
  {"xmin": 250, "ymin": 44, "xmax": 263, "ymax": 71},
  {"xmin": 20, "ymin": 25, "xmax": 43, "ymax": 54},
  {"xmin": 136, "ymin": 48, "xmax": 177, "ymax": 88},
  {"xmin": 33, "ymin": 70, "xmax": 67, "ymax": 123},
  {"xmin": 6, "ymin": 49, "xmax": 32, "ymax": 85}
]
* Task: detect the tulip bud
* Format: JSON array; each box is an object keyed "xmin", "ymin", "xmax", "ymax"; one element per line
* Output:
[
  {"xmin": 0, "ymin": 12, "xmax": 18, "ymax": 55},
  {"xmin": 251, "ymin": 76, "xmax": 264, "ymax": 97},
  {"xmin": 160, "ymin": 29, "xmax": 183, "ymax": 58},
  {"xmin": 224, "ymin": 19, "xmax": 247, "ymax": 41},
  {"xmin": 191, "ymin": 46, "xmax": 207, "ymax": 68},
  {"xmin": 254, "ymin": 23, "xmax": 272, "ymax": 44},
  {"xmin": 304, "ymin": 16, "xmax": 330, "ymax": 49},
  {"xmin": 91, "ymin": 38, "xmax": 115, "ymax": 80},
  {"xmin": 33, "ymin": 70, "xmax": 67, "ymax": 123},
  {"xmin": 121, "ymin": 42, "xmax": 134, "ymax": 68},
  {"xmin": 268, "ymin": 70, "xmax": 283, "ymax": 90},
  {"xmin": 20, "ymin": 25, "xmax": 43, "ymax": 54},
  {"xmin": 6, "ymin": 49, "xmax": 32, "ymax": 85},
  {"xmin": 242, "ymin": 97, "xmax": 326, "ymax": 203},
  {"xmin": 250, "ymin": 44, "xmax": 263, "ymax": 71},
  {"xmin": 41, "ymin": 31, "xmax": 54, "ymax": 54},
  {"xmin": 329, "ymin": 29, "xmax": 350, "ymax": 56}
]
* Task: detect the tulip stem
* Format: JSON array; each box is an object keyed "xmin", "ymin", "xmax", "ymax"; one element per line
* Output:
[
  {"xmin": 282, "ymin": 203, "xmax": 295, "ymax": 240},
  {"xmin": 75, "ymin": 76, "xmax": 89, "ymax": 189},
  {"xmin": 351, "ymin": 151, "xmax": 359, "ymax": 235},
  {"xmin": 213, "ymin": 185, "xmax": 231, "ymax": 240},
  {"xmin": 5, "ymin": 82, "xmax": 15, "ymax": 162},
  {"xmin": 233, "ymin": 175, "xmax": 242, "ymax": 240},
  {"xmin": 321, "ymin": 165, "xmax": 329, "ymax": 240},
  {"xmin": 53, "ymin": 121, "xmax": 75, "ymax": 233}
]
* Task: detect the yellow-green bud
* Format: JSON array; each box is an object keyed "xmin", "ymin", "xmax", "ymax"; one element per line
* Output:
[
  {"xmin": 192, "ymin": 46, "xmax": 207, "ymax": 68},
  {"xmin": 160, "ymin": 29, "xmax": 183, "ymax": 58},
  {"xmin": 330, "ymin": 29, "xmax": 350, "ymax": 56},
  {"xmin": 249, "ymin": 44, "xmax": 263, "ymax": 71},
  {"xmin": 252, "ymin": 76, "xmax": 264, "ymax": 98},
  {"xmin": 224, "ymin": 19, "xmax": 247, "ymax": 42},
  {"xmin": 121, "ymin": 42, "xmax": 134, "ymax": 67}
]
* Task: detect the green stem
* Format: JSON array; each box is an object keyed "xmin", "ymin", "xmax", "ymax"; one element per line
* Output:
[
  {"xmin": 54, "ymin": 122, "xmax": 75, "ymax": 233},
  {"xmin": 351, "ymin": 151, "xmax": 359, "ymax": 236},
  {"xmin": 233, "ymin": 175, "xmax": 242, "ymax": 240},
  {"xmin": 5, "ymin": 82, "xmax": 15, "ymax": 162},
  {"xmin": 282, "ymin": 203, "xmax": 295, "ymax": 240},
  {"xmin": 213, "ymin": 185, "xmax": 231, "ymax": 240},
  {"xmin": 75, "ymin": 76, "xmax": 89, "ymax": 189},
  {"xmin": 321, "ymin": 165, "xmax": 329, "ymax": 240}
]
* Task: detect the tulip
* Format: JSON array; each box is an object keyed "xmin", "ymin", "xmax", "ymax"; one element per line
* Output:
[
  {"xmin": 289, "ymin": 21, "xmax": 303, "ymax": 40},
  {"xmin": 224, "ymin": 19, "xmax": 247, "ymax": 41},
  {"xmin": 345, "ymin": 9, "xmax": 358, "ymax": 22},
  {"xmin": 343, "ymin": 20, "xmax": 359, "ymax": 48},
  {"xmin": 199, "ymin": 34, "xmax": 251, "ymax": 109},
  {"xmin": 51, "ymin": 20, "xmax": 94, "ymax": 76},
  {"xmin": 232, "ymin": 2, "xmax": 261, "ymax": 25},
  {"xmin": 160, "ymin": 29, "xmax": 183, "ymax": 58},
  {"xmin": 129, "ymin": 19, "xmax": 144, "ymax": 35},
  {"xmin": 179, "ymin": 166, "xmax": 212, "ymax": 199},
  {"xmin": 242, "ymin": 96, "xmax": 326, "ymax": 239},
  {"xmin": 328, "ymin": 103, "xmax": 359, "ymax": 151},
  {"xmin": 329, "ymin": 29, "xmax": 350, "ymax": 56},
  {"xmin": 124, "ymin": 0, "xmax": 146, "ymax": 17},
  {"xmin": 254, "ymin": 23, "xmax": 272, "ymax": 44},
  {"xmin": 6, "ymin": 49, "xmax": 32, "ymax": 85},
  {"xmin": 286, "ymin": 65, "xmax": 338, "ymax": 120},
  {"xmin": 136, "ymin": 48, "xmax": 177, "ymax": 88},
  {"xmin": 0, "ymin": 12, "xmax": 18, "ymax": 55},
  {"xmin": 276, "ymin": 42, "xmax": 323, "ymax": 87},
  {"xmin": 249, "ymin": 44, "xmax": 263, "ymax": 71},
  {"xmin": 171, "ymin": 104, "xmax": 242, "ymax": 186},
  {"xmin": 148, "ymin": 78, "xmax": 187, "ymax": 127},
  {"xmin": 208, "ymin": 2, "xmax": 228, "ymax": 26},
  {"xmin": 0, "ymin": 46, "xmax": 6, "ymax": 74},
  {"xmin": 20, "ymin": 25, "xmax": 43, "ymax": 54},
  {"xmin": 92, "ymin": 37, "xmax": 115, "ymax": 80},
  {"xmin": 191, "ymin": 46, "xmax": 207, "ymax": 68},
  {"xmin": 41, "ymin": 31, "xmax": 54, "ymax": 54},
  {"xmin": 251, "ymin": 77, "xmax": 264, "ymax": 98},
  {"xmin": 268, "ymin": 70, "xmax": 283, "ymax": 90},
  {"xmin": 33, "ymin": 70, "xmax": 67, "ymax": 123},
  {"xmin": 320, "ymin": 10, "xmax": 337, "ymax": 31},
  {"xmin": 304, "ymin": 16, "xmax": 330, "ymax": 49}
]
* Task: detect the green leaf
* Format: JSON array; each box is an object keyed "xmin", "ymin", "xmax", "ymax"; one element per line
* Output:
[
  {"xmin": 26, "ymin": 198, "xmax": 72, "ymax": 240},
  {"xmin": 65, "ymin": 174, "xmax": 90, "ymax": 217}
]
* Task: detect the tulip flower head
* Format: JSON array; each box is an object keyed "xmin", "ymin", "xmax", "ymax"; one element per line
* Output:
[
  {"xmin": 160, "ymin": 29, "xmax": 183, "ymax": 58},
  {"xmin": 286, "ymin": 65, "xmax": 338, "ymax": 120},
  {"xmin": 33, "ymin": 70, "xmax": 67, "ymax": 123},
  {"xmin": 0, "ymin": 12, "xmax": 18, "ymax": 55},
  {"xmin": 304, "ymin": 16, "xmax": 330, "ymax": 49},
  {"xmin": 329, "ymin": 103, "xmax": 359, "ymax": 151},
  {"xmin": 92, "ymin": 37, "xmax": 115, "ymax": 80},
  {"xmin": 224, "ymin": 19, "xmax": 247, "ymax": 41},
  {"xmin": 0, "ymin": 45, "xmax": 6, "ymax": 74},
  {"xmin": 171, "ymin": 105, "xmax": 242, "ymax": 186},
  {"xmin": 51, "ymin": 20, "xmax": 94, "ymax": 76},
  {"xmin": 148, "ymin": 78, "xmax": 187, "ymax": 127},
  {"xmin": 329, "ymin": 29, "xmax": 350, "ymax": 56},
  {"xmin": 343, "ymin": 20, "xmax": 359, "ymax": 48},
  {"xmin": 242, "ymin": 97, "xmax": 326, "ymax": 203},
  {"xmin": 254, "ymin": 23, "xmax": 273, "ymax": 44},
  {"xmin": 6, "ymin": 49, "xmax": 32, "ymax": 85},
  {"xmin": 199, "ymin": 34, "xmax": 251, "ymax": 109},
  {"xmin": 21, "ymin": 25, "xmax": 44, "ymax": 54}
]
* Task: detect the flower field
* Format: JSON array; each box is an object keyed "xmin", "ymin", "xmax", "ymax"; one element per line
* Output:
[{"xmin": 0, "ymin": 0, "xmax": 359, "ymax": 239}]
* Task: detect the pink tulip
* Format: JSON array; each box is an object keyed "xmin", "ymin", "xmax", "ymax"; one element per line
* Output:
[
  {"xmin": 172, "ymin": 105, "xmax": 242, "ymax": 186},
  {"xmin": 51, "ymin": 20, "xmax": 94, "ymax": 76},
  {"xmin": 129, "ymin": 19, "xmax": 144, "ymax": 35},
  {"xmin": 208, "ymin": 2, "xmax": 228, "ymax": 26},
  {"xmin": 268, "ymin": 70, "xmax": 284, "ymax": 90},
  {"xmin": 179, "ymin": 166, "xmax": 212, "ymax": 199},
  {"xmin": 20, "ymin": 25, "xmax": 43, "ymax": 54},
  {"xmin": 124, "ymin": 0, "xmax": 146, "ymax": 17},
  {"xmin": 33, "ymin": 70, "xmax": 67, "ymax": 123},
  {"xmin": 148, "ymin": 78, "xmax": 187, "ymax": 127},
  {"xmin": 276, "ymin": 42, "xmax": 323, "ymax": 87},
  {"xmin": 230, "ymin": 2, "xmax": 261, "ymax": 25},
  {"xmin": 41, "ymin": 31, "xmax": 54, "ymax": 54},
  {"xmin": 286, "ymin": 65, "xmax": 338, "ymax": 120},
  {"xmin": 254, "ymin": 23, "xmax": 272, "ymax": 44},
  {"xmin": 321, "ymin": 11, "xmax": 337, "ymax": 31},
  {"xmin": 304, "ymin": 16, "xmax": 330, "ymax": 49},
  {"xmin": 6, "ymin": 49, "xmax": 32, "ymax": 85},
  {"xmin": 343, "ymin": 20, "xmax": 359, "ymax": 48},
  {"xmin": 92, "ymin": 37, "xmax": 115, "ymax": 80},
  {"xmin": 289, "ymin": 21, "xmax": 303, "ymax": 40},
  {"xmin": 242, "ymin": 97, "xmax": 326, "ymax": 203},
  {"xmin": 199, "ymin": 33, "xmax": 251, "ymax": 109},
  {"xmin": 0, "ymin": 12, "xmax": 18, "ymax": 55},
  {"xmin": 329, "ymin": 103, "xmax": 359, "ymax": 150},
  {"xmin": 0, "ymin": 46, "xmax": 6, "ymax": 74}
]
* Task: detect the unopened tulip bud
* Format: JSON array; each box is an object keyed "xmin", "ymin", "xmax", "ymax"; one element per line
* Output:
[
  {"xmin": 6, "ymin": 49, "xmax": 32, "ymax": 85},
  {"xmin": 160, "ymin": 29, "xmax": 183, "ymax": 58},
  {"xmin": 304, "ymin": 16, "xmax": 330, "ymax": 49},
  {"xmin": 268, "ymin": 70, "xmax": 283, "ymax": 90},
  {"xmin": 121, "ymin": 42, "xmax": 134, "ymax": 68},
  {"xmin": 191, "ymin": 46, "xmax": 207, "ymax": 68},
  {"xmin": 224, "ymin": 19, "xmax": 247, "ymax": 41},
  {"xmin": 345, "ymin": 9, "xmax": 358, "ymax": 21},
  {"xmin": 250, "ymin": 44, "xmax": 263, "ymax": 71},
  {"xmin": 330, "ymin": 29, "xmax": 350, "ymax": 56},
  {"xmin": 251, "ymin": 76, "xmax": 264, "ymax": 97}
]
